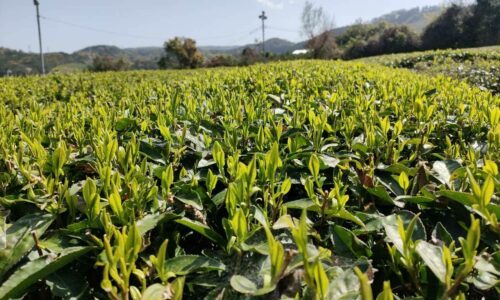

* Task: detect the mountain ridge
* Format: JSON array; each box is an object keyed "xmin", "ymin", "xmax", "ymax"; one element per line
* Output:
[{"xmin": 1, "ymin": 5, "xmax": 443, "ymax": 74}]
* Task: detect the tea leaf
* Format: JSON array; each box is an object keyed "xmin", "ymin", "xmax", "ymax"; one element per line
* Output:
[{"xmin": 0, "ymin": 246, "xmax": 92, "ymax": 299}]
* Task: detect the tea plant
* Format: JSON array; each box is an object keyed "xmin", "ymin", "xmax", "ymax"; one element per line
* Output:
[
  {"xmin": 362, "ymin": 46, "xmax": 500, "ymax": 94},
  {"xmin": 0, "ymin": 60, "xmax": 498, "ymax": 299}
]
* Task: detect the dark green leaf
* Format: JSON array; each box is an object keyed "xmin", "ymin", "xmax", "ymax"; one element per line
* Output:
[
  {"xmin": 163, "ymin": 255, "xmax": 225, "ymax": 276},
  {"xmin": 211, "ymin": 189, "xmax": 227, "ymax": 206},
  {"xmin": 431, "ymin": 222, "xmax": 454, "ymax": 246},
  {"xmin": 284, "ymin": 199, "xmax": 321, "ymax": 212},
  {"xmin": 0, "ymin": 214, "xmax": 54, "ymax": 277},
  {"xmin": 383, "ymin": 211, "xmax": 426, "ymax": 254},
  {"xmin": 137, "ymin": 212, "xmax": 180, "ymax": 236},
  {"xmin": 330, "ymin": 225, "xmax": 371, "ymax": 258},
  {"xmin": 115, "ymin": 117, "xmax": 137, "ymax": 132},
  {"xmin": 46, "ymin": 268, "xmax": 90, "ymax": 299},
  {"xmin": 0, "ymin": 246, "xmax": 92, "ymax": 299},
  {"xmin": 366, "ymin": 187, "xmax": 396, "ymax": 206},
  {"xmin": 395, "ymin": 195, "xmax": 435, "ymax": 205},
  {"xmin": 175, "ymin": 217, "xmax": 225, "ymax": 247},
  {"xmin": 416, "ymin": 241, "xmax": 446, "ymax": 283},
  {"xmin": 230, "ymin": 275, "xmax": 275, "ymax": 296},
  {"xmin": 327, "ymin": 268, "xmax": 360, "ymax": 299},
  {"xmin": 173, "ymin": 185, "xmax": 206, "ymax": 211},
  {"xmin": 431, "ymin": 160, "xmax": 461, "ymax": 186},
  {"xmin": 438, "ymin": 190, "xmax": 474, "ymax": 206}
]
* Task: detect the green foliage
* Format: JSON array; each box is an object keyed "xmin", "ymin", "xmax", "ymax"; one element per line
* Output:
[
  {"xmin": 158, "ymin": 37, "xmax": 204, "ymax": 69},
  {"xmin": 0, "ymin": 246, "xmax": 92, "ymax": 299},
  {"xmin": 422, "ymin": 0, "xmax": 500, "ymax": 50},
  {"xmin": 0, "ymin": 214, "xmax": 54, "ymax": 277},
  {"xmin": 240, "ymin": 47, "xmax": 262, "ymax": 66},
  {"xmin": 364, "ymin": 47, "xmax": 500, "ymax": 94},
  {"xmin": 89, "ymin": 55, "xmax": 131, "ymax": 72},
  {"xmin": 205, "ymin": 55, "xmax": 238, "ymax": 68},
  {"xmin": 338, "ymin": 22, "xmax": 420, "ymax": 59},
  {"xmin": 421, "ymin": 4, "xmax": 473, "ymax": 50},
  {"xmin": 301, "ymin": 1, "xmax": 340, "ymax": 59},
  {"xmin": 0, "ymin": 60, "xmax": 498, "ymax": 298}
]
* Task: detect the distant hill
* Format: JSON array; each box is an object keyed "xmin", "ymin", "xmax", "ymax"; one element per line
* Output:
[
  {"xmin": 231, "ymin": 6, "xmax": 444, "ymax": 54},
  {"xmin": 208, "ymin": 38, "xmax": 298, "ymax": 55},
  {"xmin": 74, "ymin": 45, "xmax": 162, "ymax": 69},
  {"xmin": 75, "ymin": 45, "xmax": 125, "ymax": 58},
  {"xmin": 0, "ymin": 47, "xmax": 84, "ymax": 74},
  {"xmin": 0, "ymin": 5, "xmax": 445, "ymax": 75},
  {"xmin": 371, "ymin": 5, "xmax": 443, "ymax": 33}
]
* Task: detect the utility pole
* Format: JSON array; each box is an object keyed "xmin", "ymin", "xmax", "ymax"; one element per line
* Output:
[
  {"xmin": 33, "ymin": 0, "xmax": 45, "ymax": 74},
  {"xmin": 258, "ymin": 11, "xmax": 267, "ymax": 54}
]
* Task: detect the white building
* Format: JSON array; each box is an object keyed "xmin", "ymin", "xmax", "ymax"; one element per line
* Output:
[{"xmin": 292, "ymin": 49, "xmax": 310, "ymax": 55}]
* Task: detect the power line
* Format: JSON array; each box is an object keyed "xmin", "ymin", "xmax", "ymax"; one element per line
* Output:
[
  {"xmin": 197, "ymin": 27, "xmax": 261, "ymax": 43},
  {"xmin": 40, "ymin": 15, "xmax": 263, "ymax": 44},
  {"xmin": 213, "ymin": 27, "xmax": 261, "ymax": 45},
  {"xmin": 266, "ymin": 25, "xmax": 298, "ymax": 33},
  {"xmin": 40, "ymin": 15, "xmax": 161, "ymax": 41}
]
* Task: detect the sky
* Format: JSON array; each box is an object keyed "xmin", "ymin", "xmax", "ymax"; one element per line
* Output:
[{"xmin": 0, "ymin": 0, "xmax": 448, "ymax": 53}]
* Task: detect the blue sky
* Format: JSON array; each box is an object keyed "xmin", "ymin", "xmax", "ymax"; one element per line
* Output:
[{"xmin": 1, "ymin": 0, "xmax": 447, "ymax": 53}]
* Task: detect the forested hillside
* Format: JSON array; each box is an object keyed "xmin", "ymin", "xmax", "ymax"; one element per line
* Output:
[{"xmin": 0, "ymin": 5, "xmax": 445, "ymax": 75}]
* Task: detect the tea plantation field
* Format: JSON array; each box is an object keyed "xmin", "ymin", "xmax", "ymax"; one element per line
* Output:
[
  {"xmin": 362, "ymin": 46, "xmax": 500, "ymax": 95},
  {"xmin": 0, "ymin": 60, "xmax": 499, "ymax": 299}
]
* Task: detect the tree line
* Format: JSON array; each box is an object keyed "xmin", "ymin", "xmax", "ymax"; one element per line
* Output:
[
  {"xmin": 306, "ymin": 0, "xmax": 499, "ymax": 59},
  {"xmin": 90, "ymin": 0, "xmax": 499, "ymax": 71},
  {"xmin": 300, "ymin": 0, "xmax": 499, "ymax": 60}
]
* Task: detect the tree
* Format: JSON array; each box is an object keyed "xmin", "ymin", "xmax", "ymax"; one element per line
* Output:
[
  {"xmin": 421, "ymin": 0, "xmax": 499, "ymax": 50},
  {"xmin": 89, "ymin": 55, "xmax": 131, "ymax": 72},
  {"xmin": 158, "ymin": 37, "xmax": 204, "ymax": 69},
  {"xmin": 339, "ymin": 23, "xmax": 419, "ymax": 59},
  {"xmin": 240, "ymin": 47, "xmax": 260, "ymax": 66},
  {"xmin": 372, "ymin": 25, "xmax": 420, "ymax": 54},
  {"xmin": 205, "ymin": 55, "xmax": 237, "ymax": 68},
  {"xmin": 309, "ymin": 32, "xmax": 341, "ymax": 59},
  {"xmin": 421, "ymin": 4, "xmax": 472, "ymax": 50},
  {"xmin": 301, "ymin": 1, "xmax": 339, "ymax": 59},
  {"xmin": 465, "ymin": 0, "xmax": 500, "ymax": 46}
]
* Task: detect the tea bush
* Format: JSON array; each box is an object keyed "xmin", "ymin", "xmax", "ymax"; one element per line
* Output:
[
  {"xmin": 363, "ymin": 46, "xmax": 500, "ymax": 94},
  {"xmin": 0, "ymin": 60, "xmax": 498, "ymax": 299}
]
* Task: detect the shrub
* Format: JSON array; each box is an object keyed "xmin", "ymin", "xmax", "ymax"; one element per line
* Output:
[
  {"xmin": 340, "ymin": 23, "xmax": 420, "ymax": 59},
  {"xmin": 89, "ymin": 55, "xmax": 131, "ymax": 72}
]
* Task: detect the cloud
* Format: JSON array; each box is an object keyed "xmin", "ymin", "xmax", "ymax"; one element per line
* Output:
[{"xmin": 256, "ymin": 0, "xmax": 285, "ymax": 10}]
